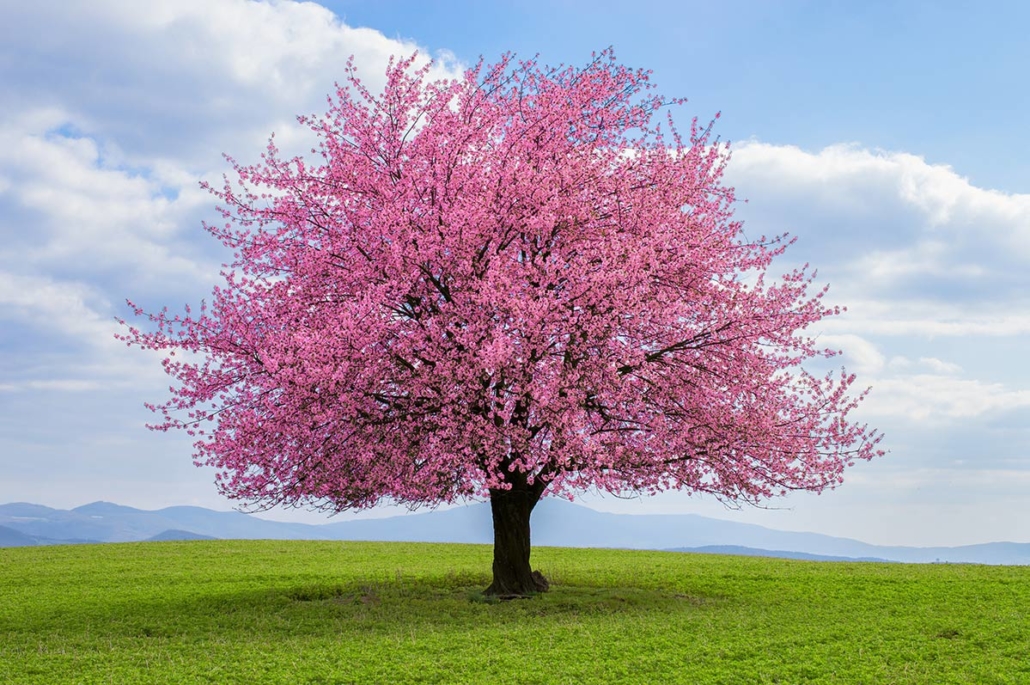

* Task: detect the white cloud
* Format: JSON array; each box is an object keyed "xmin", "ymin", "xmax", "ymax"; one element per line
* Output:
[
  {"xmin": 729, "ymin": 145, "xmax": 1030, "ymax": 429},
  {"xmin": 0, "ymin": 272, "xmax": 114, "ymax": 342},
  {"xmin": 0, "ymin": 380, "xmax": 105, "ymax": 393},
  {"xmin": 0, "ymin": 0, "xmax": 463, "ymax": 168},
  {"xmin": 0, "ymin": 270, "xmax": 171, "ymax": 392},
  {"xmin": 818, "ymin": 334, "xmax": 885, "ymax": 374},
  {"xmin": 849, "ymin": 240, "xmax": 986, "ymax": 283},
  {"xmin": 821, "ymin": 299, "xmax": 1030, "ymax": 337},
  {"xmin": 731, "ymin": 142, "xmax": 1029, "ymax": 240},
  {"xmin": 727, "ymin": 141, "xmax": 1030, "ymax": 279},
  {"xmin": 726, "ymin": 142, "xmax": 1030, "ymax": 347},
  {"xmin": 817, "ymin": 339, "xmax": 1021, "ymax": 425},
  {"xmin": 0, "ymin": 0, "xmax": 469, "ymax": 295},
  {"xmin": 0, "ymin": 113, "xmax": 216, "ymax": 287},
  {"xmin": 916, "ymin": 357, "xmax": 962, "ymax": 375},
  {"xmin": 861, "ymin": 375, "xmax": 1030, "ymax": 421},
  {"xmin": 885, "ymin": 356, "xmax": 961, "ymax": 375}
]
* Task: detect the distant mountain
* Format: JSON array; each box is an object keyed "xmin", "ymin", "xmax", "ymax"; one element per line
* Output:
[
  {"xmin": 0, "ymin": 501, "xmax": 319, "ymax": 543},
  {"xmin": 152, "ymin": 506, "xmax": 320, "ymax": 540},
  {"xmin": 145, "ymin": 529, "xmax": 217, "ymax": 542},
  {"xmin": 0, "ymin": 522, "xmax": 101, "ymax": 547},
  {"xmin": 2, "ymin": 499, "xmax": 1028, "ymax": 565},
  {"xmin": 0, "ymin": 524, "xmax": 37, "ymax": 547},
  {"xmin": 670, "ymin": 545, "xmax": 894, "ymax": 563}
]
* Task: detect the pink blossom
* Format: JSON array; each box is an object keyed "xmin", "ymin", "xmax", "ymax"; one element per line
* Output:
[{"xmin": 120, "ymin": 50, "xmax": 883, "ymax": 595}]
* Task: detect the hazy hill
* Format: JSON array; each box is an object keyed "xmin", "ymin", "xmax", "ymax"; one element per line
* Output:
[
  {"xmin": 671, "ymin": 545, "xmax": 894, "ymax": 562},
  {"xmin": 0, "ymin": 501, "xmax": 317, "ymax": 543},
  {"xmin": 145, "ymin": 529, "xmax": 218, "ymax": 542},
  {"xmin": 2, "ymin": 499, "xmax": 1028, "ymax": 564},
  {"xmin": 0, "ymin": 524, "xmax": 37, "ymax": 547}
]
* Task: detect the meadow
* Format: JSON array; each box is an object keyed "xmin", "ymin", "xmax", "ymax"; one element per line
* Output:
[{"xmin": 1, "ymin": 540, "xmax": 1027, "ymax": 684}]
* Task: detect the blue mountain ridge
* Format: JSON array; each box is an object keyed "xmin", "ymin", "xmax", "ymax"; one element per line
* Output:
[
  {"xmin": 0, "ymin": 524, "xmax": 38, "ymax": 547},
  {"xmin": 144, "ymin": 529, "xmax": 217, "ymax": 542},
  {"xmin": 1, "ymin": 499, "xmax": 1027, "ymax": 564}
]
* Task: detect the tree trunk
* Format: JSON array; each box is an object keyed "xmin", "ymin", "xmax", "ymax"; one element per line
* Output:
[{"xmin": 483, "ymin": 487, "xmax": 550, "ymax": 597}]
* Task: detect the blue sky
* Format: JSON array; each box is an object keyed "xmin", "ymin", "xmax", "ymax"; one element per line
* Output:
[{"xmin": 1, "ymin": 0, "xmax": 1028, "ymax": 547}]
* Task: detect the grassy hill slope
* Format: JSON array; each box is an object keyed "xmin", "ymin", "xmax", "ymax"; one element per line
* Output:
[{"xmin": 1, "ymin": 540, "xmax": 1027, "ymax": 684}]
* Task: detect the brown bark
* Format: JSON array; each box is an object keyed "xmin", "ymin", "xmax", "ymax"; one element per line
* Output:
[{"xmin": 483, "ymin": 486, "xmax": 550, "ymax": 597}]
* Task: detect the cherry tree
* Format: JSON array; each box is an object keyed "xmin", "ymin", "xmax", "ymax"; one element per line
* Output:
[{"xmin": 122, "ymin": 51, "xmax": 883, "ymax": 596}]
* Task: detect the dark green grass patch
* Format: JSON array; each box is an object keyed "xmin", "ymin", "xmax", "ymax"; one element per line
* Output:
[{"xmin": 1, "ymin": 540, "xmax": 1027, "ymax": 683}]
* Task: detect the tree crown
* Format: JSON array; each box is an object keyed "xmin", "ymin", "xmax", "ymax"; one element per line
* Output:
[{"xmin": 121, "ymin": 50, "xmax": 883, "ymax": 513}]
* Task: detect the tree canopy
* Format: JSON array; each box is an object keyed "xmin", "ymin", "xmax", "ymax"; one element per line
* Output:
[{"xmin": 122, "ymin": 51, "xmax": 883, "ymax": 595}]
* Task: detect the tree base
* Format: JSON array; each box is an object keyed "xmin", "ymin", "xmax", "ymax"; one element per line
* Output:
[{"xmin": 484, "ymin": 570, "xmax": 550, "ymax": 599}]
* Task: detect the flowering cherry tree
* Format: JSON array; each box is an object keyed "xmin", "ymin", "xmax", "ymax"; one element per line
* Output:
[{"xmin": 122, "ymin": 51, "xmax": 883, "ymax": 596}]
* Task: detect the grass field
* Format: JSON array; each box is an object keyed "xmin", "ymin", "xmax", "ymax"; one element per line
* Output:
[{"xmin": 1, "ymin": 540, "xmax": 1028, "ymax": 684}]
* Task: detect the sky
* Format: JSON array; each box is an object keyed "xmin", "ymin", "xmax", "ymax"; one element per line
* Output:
[{"xmin": 1, "ymin": 0, "xmax": 1028, "ymax": 548}]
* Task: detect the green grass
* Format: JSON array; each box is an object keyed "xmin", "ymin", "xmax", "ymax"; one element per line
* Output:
[{"xmin": 1, "ymin": 541, "xmax": 1028, "ymax": 684}]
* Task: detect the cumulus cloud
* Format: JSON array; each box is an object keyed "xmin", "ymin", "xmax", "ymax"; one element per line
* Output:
[
  {"xmin": 0, "ymin": 0, "xmax": 461, "ymax": 168},
  {"xmin": 727, "ymin": 142, "xmax": 1030, "ymax": 304},
  {"xmin": 0, "ymin": 380, "xmax": 105, "ymax": 393},
  {"xmin": 915, "ymin": 357, "xmax": 962, "ymax": 375},
  {"xmin": 0, "ymin": 0, "xmax": 464, "ymax": 400},
  {"xmin": 813, "ymin": 335, "xmax": 1022, "ymax": 423},
  {"xmin": 726, "ymin": 142, "xmax": 1030, "ymax": 344},
  {"xmin": 0, "ymin": 0, "xmax": 465, "ymax": 283},
  {"xmin": 723, "ymin": 142, "xmax": 1030, "ymax": 449},
  {"xmin": 887, "ymin": 356, "xmax": 962, "ymax": 374},
  {"xmin": 0, "ymin": 112, "xmax": 214, "ymax": 290}
]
